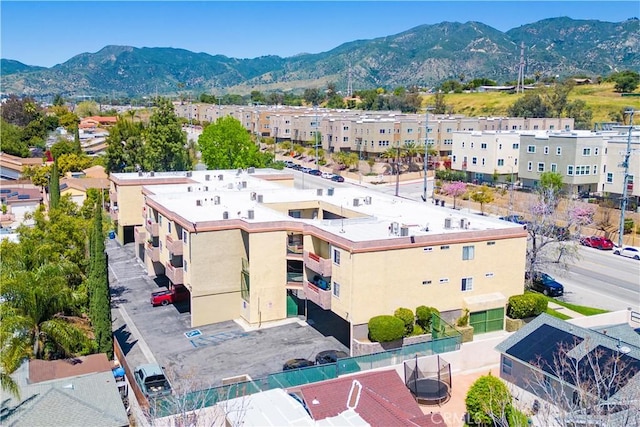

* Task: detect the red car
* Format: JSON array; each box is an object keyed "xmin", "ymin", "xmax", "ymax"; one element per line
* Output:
[
  {"xmin": 579, "ymin": 236, "xmax": 614, "ymax": 250},
  {"xmin": 151, "ymin": 285, "xmax": 190, "ymax": 306}
]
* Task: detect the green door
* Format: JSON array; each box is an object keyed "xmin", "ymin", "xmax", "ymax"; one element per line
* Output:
[
  {"xmin": 470, "ymin": 310, "xmax": 487, "ymax": 334},
  {"xmin": 470, "ymin": 308, "xmax": 504, "ymax": 334}
]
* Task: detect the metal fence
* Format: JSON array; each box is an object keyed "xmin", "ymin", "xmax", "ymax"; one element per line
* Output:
[{"xmin": 152, "ymin": 315, "xmax": 462, "ymax": 418}]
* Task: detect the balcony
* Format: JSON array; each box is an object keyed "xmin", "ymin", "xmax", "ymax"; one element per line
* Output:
[
  {"xmin": 286, "ymin": 242, "xmax": 304, "ymax": 258},
  {"xmin": 145, "ymin": 241, "xmax": 160, "ymax": 262},
  {"xmin": 145, "ymin": 219, "xmax": 159, "ymax": 237},
  {"xmin": 165, "ymin": 234, "xmax": 183, "ymax": 256},
  {"xmin": 303, "ymin": 250, "xmax": 332, "ymax": 277},
  {"xmin": 303, "ymin": 281, "xmax": 331, "ymax": 310},
  {"xmin": 165, "ymin": 262, "xmax": 184, "ymax": 285},
  {"xmin": 109, "ymin": 206, "xmax": 119, "ymax": 222},
  {"xmin": 134, "ymin": 226, "xmax": 146, "ymax": 244}
]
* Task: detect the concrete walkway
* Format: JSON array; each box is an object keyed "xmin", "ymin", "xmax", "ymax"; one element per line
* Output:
[{"xmin": 547, "ymin": 301, "xmax": 585, "ymax": 318}]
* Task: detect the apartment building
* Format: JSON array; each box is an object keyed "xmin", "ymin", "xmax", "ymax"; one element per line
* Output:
[
  {"xmin": 450, "ymin": 131, "xmax": 521, "ymax": 184},
  {"xmin": 109, "ymin": 169, "xmax": 528, "ymax": 348},
  {"xmin": 518, "ymin": 131, "xmax": 606, "ymax": 194},
  {"xmin": 601, "ymin": 126, "xmax": 640, "ymax": 204}
]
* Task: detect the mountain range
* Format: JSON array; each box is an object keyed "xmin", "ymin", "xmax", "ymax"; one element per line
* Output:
[{"xmin": 1, "ymin": 17, "xmax": 638, "ymax": 98}]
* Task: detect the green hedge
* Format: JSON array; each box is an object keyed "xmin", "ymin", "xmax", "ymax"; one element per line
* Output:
[
  {"xmin": 507, "ymin": 294, "xmax": 548, "ymax": 319},
  {"xmin": 465, "ymin": 374, "xmax": 513, "ymax": 425},
  {"xmin": 368, "ymin": 315, "xmax": 405, "ymax": 342},
  {"xmin": 416, "ymin": 306, "xmax": 439, "ymax": 331},
  {"xmin": 394, "ymin": 307, "xmax": 415, "ymax": 336}
]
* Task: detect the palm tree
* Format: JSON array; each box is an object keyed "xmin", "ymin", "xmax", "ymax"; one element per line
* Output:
[
  {"xmin": 1, "ymin": 264, "xmax": 90, "ymax": 367},
  {"xmin": 402, "ymin": 142, "xmax": 421, "ymax": 172}
]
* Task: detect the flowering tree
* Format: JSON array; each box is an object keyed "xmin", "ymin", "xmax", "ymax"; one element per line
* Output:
[{"xmin": 442, "ymin": 181, "xmax": 467, "ymax": 209}]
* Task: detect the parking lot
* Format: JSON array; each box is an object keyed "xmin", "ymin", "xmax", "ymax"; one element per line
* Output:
[{"xmin": 107, "ymin": 239, "xmax": 349, "ymax": 391}]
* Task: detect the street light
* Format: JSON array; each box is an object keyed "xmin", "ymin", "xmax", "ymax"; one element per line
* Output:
[{"xmin": 422, "ymin": 106, "xmax": 435, "ymax": 202}]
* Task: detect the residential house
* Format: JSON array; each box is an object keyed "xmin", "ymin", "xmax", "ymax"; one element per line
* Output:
[
  {"xmin": 601, "ymin": 126, "xmax": 639, "ymax": 205},
  {"xmin": 451, "ymin": 131, "xmax": 521, "ymax": 184},
  {"xmin": 0, "ymin": 152, "xmax": 44, "ymax": 180}
]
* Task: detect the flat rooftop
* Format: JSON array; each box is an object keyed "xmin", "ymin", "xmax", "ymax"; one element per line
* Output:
[{"xmin": 142, "ymin": 169, "xmax": 524, "ymax": 243}]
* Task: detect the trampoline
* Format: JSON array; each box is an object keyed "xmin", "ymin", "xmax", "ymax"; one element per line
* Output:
[{"xmin": 407, "ymin": 378, "xmax": 451, "ymax": 405}]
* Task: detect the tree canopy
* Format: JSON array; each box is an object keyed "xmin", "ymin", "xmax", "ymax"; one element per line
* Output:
[
  {"xmin": 143, "ymin": 98, "xmax": 189, "ymax": 172},
  {"xmin": 198, "ymin": 116, "xmax": 267, "ymax": 169}
]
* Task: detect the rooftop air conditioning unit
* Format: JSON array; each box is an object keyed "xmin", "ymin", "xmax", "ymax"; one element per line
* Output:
[
  {"xmin": 187, "ymin": 186, "xmax": 193, "ymax": 192},
  {"xmin": 364, "ymin": 196, "xmax": 372, "ymax": 205},
  {"xmin": 214, "ymin": 196, "xmax": 220, "ymax": 205},
  {"xmin": 390, "ymin": 222, "xmax": 399, "ymax": 235},
  {"xmin": 150, "ymin": 171, "xmax": 155, "ymax": 177},
  {"xmin": 196, "ymin": 199, "xmax": 202, "ymax": 207},
  {"xmin": 250, "ymin": 192, "xmax": 257, "ymax": 201},
  {"xmin": 353, "ymin": 198, "xmax": 360, "ymax": 207},
  {"xmin": 203, "ymin": 186, "xmax": 208, "ymax": 191},
  {"xmin": 227, "ymin": 183, "xmax": 233, "ymax": 189},
  {"xmin": 242, "ymin": 181, "xmax": 247, "ymax": 188},
  {"xmin": 138, "ymin": 171, "xmax": 143, "ymax": 177},
  {"xmin": 317, "ymin": 189, "xmax": 323, "ymax": 196},
  {"xmin": 400, "ymin": 226, "xmax": 409, "ymax": 237},
  {"xmin": 327, "ymin": 187, "xmax": 334, "ymax": 196},
  {"xmin": 186, "ymin": 171, "xmax": 192, "ymax": 177},
  {"xmin": 222, "ymin": 211, "xmax": 229, "ymax": 220},
  {"xmin": 248, "ymin": 167, "xmax": 255, "ymax": 174},
  {"xmin": 247, "ymin": 210, "xmax": 254, "ymax": 219},
  {"xmin": 236, "ymin": 168, "xmax": 242, "ymax": 176},
  {"xmin": 460, "ymin": 218, "xmax": 468, "ymax": 229},
  {"xmin": 205, "ymin": 174, "xmax": 211, "ymax": 181},
  {"xmin": 218, "ymin": 174, "xmax": 224, "ymax": 181},
  {"xmin": 444, "ymin": 217, "xmax": 452, "ymax": 229},
  {"xmin": 257, "ymin": 194, "xmax": 264, "ymax": 203}
]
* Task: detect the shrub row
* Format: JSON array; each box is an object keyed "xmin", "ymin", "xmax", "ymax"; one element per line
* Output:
[
  {"xmin": 368, "ymin": 306, "xmax": 440, "ymax": 342},
  {"xmin": 507, "ymin": 293, "xmax": 548, "ymax": 319}
]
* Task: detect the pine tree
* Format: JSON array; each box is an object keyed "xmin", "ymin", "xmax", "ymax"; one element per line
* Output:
[
  {"xmin": 74, "ymin": 126, "xmax": 82, "ymax": 154},
  {"xmin": 49, "ymin": 158, "xmax": 60, "ymax": 209}
]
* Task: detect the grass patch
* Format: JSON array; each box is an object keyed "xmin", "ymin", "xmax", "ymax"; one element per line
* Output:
[
  {"xmin": 548, "ymin": 298, "xmax": 609, "ymax": 316},
  {"xmin": 545, "ymin": 307, "xmax": 571, "ymax": 320}
]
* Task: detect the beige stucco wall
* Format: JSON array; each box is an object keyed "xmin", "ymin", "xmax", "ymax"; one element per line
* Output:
[
  {"xmin": 345, "ymin": 236, "xmax": 527, "ymax": 325},
  {"xmin": 61, "ymin": 188, "xmax": 86, "ymax": 206},
  {"xmin": 116, "ymin": 184, "xmax": 145, "ymax": 226},
  {"xmin": 191, "ymin": 293, "xmax": 239, "ymax": 327}
]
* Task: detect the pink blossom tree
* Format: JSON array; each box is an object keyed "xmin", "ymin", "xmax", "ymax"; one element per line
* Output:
[{"xmin": 442, "ymin": 181, "xmax": 467, "ymax": 209}]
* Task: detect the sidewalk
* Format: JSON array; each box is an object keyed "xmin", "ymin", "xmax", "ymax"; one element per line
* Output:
[{"xmin": 547, "ymin": 301, "xmax": 584, "ymax": 318}]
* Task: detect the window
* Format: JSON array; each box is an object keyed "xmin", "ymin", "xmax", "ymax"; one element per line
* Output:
[
  {"xmin": 422, "ymin": 280, "xmax": 432, "ymax": 285},
  {"xmin": 487, "ymin": 241, "xmax": 496, "ymax": 246},
  {"xmin": 498, "ymin": 144, "xmax": 502, "ymax": 150},
  {"xmin": 182, "ymin": 230, "xmax": 188, "ymax": 243},
  {"xmin": 481, "ymin": 143, "xmax": 487, "ymax": 149},
  {"xmin": 471, "ymin": 143, "xmax": 474, "ymax": 148},
  {"xmin": 485, "ymin": 272, "xmax": 494, "ymax": 278},
  {"xmin": 168, "ymin": 222, "xmax": 172, "ymax": 233},
  {"xmin": 527, "ymin": 145, "xmax": 536, "ymax": 153},
  {"xmin": 556, "ymin": 147, "xmax": 562, "ymax": 155},
  {"xmin": 537, "ymin": 162, "xmax": 545, "ymax": 172},
  {"xmin": 606, "ymin": 172, "xmax": 613, "ymax": 183},
  {"xmin": 551, "ymin": 163, "xmax": 557, "ymax": 172},
  {"xmin": 423, "ymin": 247, "xmax": 433, "ymax": 252},
  {"xmin": 583, "ymin": 148, "xmax": 591, "ymax": 156},
  {"xmin": 594, "ymin": 147, "xmax": 599, "ymax": 155},
  {"xmin": 452, "ymin": 155, "xmax": 457, "ymax": 163},
  {"xmin": 567, "ymin": 165, "xmax": 574, "ymax": 176},
  {"xmin": 512, "ymin": 143, "xmax": 519, "ymax": 150},
  {"xmin": 544, "ymin": 146, "xmax": 549, "ymax": 155},
  {"xmin": 158, "ymin": 215, "xmax": 163, "ymax": 226},
  {"xmin": 379, "ymin": 129, "xmax": 386, "ymax": 134},
  {"xmin": 333, "ymin": 249, "xmax": 340, "ymax": 265},
  {"xmin": 593, "ymin": 165, "xmax": 598, "ymax": 175},
  {"xmin": 439, "ymin": 278, "xmax": 449, "ymax": 284},
  {"xmin": 527, "ymin": 161, "xmax": 533, "ymax": 171},
  {"xmin": 502, "ymin": 357, "xmax": 513, "ymax": 375},
  {"xmin": 343, "ymin": 137, "xmax": 348, "ymax": 142},
  {"xmin": 343, "ymin": 126, "xmax": 349, "ymax": 131},
  {"xmin": 159, "ymin": 241, "xmax": 163, "ymax": 252},
  {"xmin": 440, "ymin": 245, "xmax": 450, "ymax": 250},
  {"xmin": 446, "ymin": 127, "xmax": 452, "ymax": 133},
  {"xmin": 497, "ymin": 159, "xmax": 504, "ymax": 166},
  {"xmin": 462, "ymin": 142, "xmax": 465, "ymax": 148},
  {"xmin": 463, "ymin": 245, "xmax": 475, "ymax": 260},
  {"xmin": 461, "ymin": 277, "xmax": 473, "ymax": 291},
  {"xmin": 332, "ymin": 282, "xmax": 340, "ymax": 297},
  {"xmin": 183, "ymin": 260, "xmax": 188, "ymax": 272},
  {"xmin": 472, "ymin": 157, "xmax": 477, "ymax": 165}
]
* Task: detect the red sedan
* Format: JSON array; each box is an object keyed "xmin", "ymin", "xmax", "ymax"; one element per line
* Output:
[{"xmin": 579, "ymin": 236, "xmax": 614, "ymax": 250}]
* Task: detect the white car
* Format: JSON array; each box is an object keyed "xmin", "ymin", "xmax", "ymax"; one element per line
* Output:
[
  {"xmin": 321, "ymin": 172, "xmax": 334, "ymax": 179},
  {"xmin": 613, "ymin": 246, "xmax": 640, "ymax": 260}
]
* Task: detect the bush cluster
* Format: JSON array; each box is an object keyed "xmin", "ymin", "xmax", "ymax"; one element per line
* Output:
[
  {"xmin": 507, "ymin": 294, "xmax": 548, "ymax": 319},
  {"xmin": 416, "ymin": 305, "xmax": 439, "ymax": 331},
  {"xmin": 465, "ymin": 374, "xmax": 513, "ymax": 425},
  {"xmin": 368, "ymin": 315, "xmax": 405, "ymax": 342},
  {"xmin": 394, "ymin": 307, "xmax": 415, "ymax": 335}
]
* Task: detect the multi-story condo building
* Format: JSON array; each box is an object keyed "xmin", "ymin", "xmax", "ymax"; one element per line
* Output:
[
  {"xmin": 450, "ymin": 131, "xmax": 521, "ymax": 184},
  {"xmin": 517, "ymin": 131, "xmax": 606, "ymax": 194},
  {"xmin": 109, "ymin": 169, "xmax": 527, "ymax": 347},
  {"xmin": 601, "ymin": 126, "xmax": 640, "ymax": 205}
]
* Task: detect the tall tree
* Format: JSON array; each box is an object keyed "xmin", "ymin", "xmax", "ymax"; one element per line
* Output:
[
  {"xmin": 49, "ymin": 159, "xmax": 60, "ymax": 209},
  {"xmin": 143, "ymin": 98, "xmax": 189, "ymax": 172},
  {"xmin": 198, "ymin": 116, "xmax": 266, "ymax": 169},
  {"xmin": 104, "ymin": 118, "xmax": 145, "ymax": 173},
  {"xmin": 442, "ymin": 181, "xmax": 467, "ymax": 209},
  {"xmin": 73, "ymin": 126, "xmax": 82, "ymax": 153},
  {"xmin": 0, "ymin": 119, "xmax": 28, "ymax": 157},
  {"xmin": 470, "ymin": 185, "xmax": 495, "ymax": 215}
]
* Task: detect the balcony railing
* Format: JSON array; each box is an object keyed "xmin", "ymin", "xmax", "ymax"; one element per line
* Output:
[
  {"xmin": 165, "ymin": 235, "xmax": 183, "ymax": 256},
  {"xmin": 134, "ymin": 226, "xmax": 146, "ymax": 244},
  {"xmin": 286, "ymin": 243, "xmax": 304, "ymax": 256},
  {"xmin": 303, "ymin": 250, "xmax": 332, "ymax": 277},
  {"xmin": 109, "ymin": 207, "xmax": 119, "ymax": 221},
  {"xmin": 145, "ymin": 241, "xmax": 160, "ymax": 262},
  {"xmin": 303, "ymin": 281, "xmax": 331, "ymax": 310},
  {"xmin": 145, "ymin": 219, "xmax": 159, "ymax": 237},
  {"xmin": 165, "ymin": 262, "xmax": 184, "ymax": 285}
]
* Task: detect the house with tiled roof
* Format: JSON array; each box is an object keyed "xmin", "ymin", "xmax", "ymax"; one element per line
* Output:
[
  {"xmin": 0, "ymin": 152, "xmax": 44, "ymax": 180},
  {"xmin": 2, "ymin": 354, "xmax": 129, "ymax": 427},
  {"xmin": 60, "ymin": 176, "xmax": 110, "ymax": 207},
  {"xmin": 495, "ymin": 313, "xmax": 640, "ymax": 427}
]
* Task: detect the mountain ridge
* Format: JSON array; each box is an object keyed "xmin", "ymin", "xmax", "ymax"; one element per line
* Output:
[{"xmin": 1, "ymin": 17, "xmax": 638, "ymax": 97}]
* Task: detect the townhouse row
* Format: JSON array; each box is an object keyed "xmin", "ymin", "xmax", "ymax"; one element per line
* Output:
[
  {"xmin": 109, "ymin": 168, "xmax": 527, "ymax": 349},
  {"xmin": 173, "ymin": 103, "xmax": 573, "ymax": 158}
]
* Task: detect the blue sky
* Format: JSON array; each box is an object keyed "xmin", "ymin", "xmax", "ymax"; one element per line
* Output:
[{"xmin": 1, "ymin": 1, "xmax": 637, "ymax": 67}]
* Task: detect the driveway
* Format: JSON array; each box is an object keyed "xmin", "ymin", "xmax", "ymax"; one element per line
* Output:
[{"xmin": 107, "ymin": 239, "xmax": 349, "ymax": 391}]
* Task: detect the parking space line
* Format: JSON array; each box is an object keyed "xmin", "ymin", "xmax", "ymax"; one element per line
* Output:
[{"xmin": 118, "ymin": 305, "xmax": 158, "ymax": 365}]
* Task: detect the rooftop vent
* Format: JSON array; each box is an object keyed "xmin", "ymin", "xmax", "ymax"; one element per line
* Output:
[
  {"xmin": 460, "ymin": 218, "xmax": 469, "ymax": 229},
  {"xmin": 138, "ymin": 171, "xmax": 143, "ymax": 177},
  {"xmin": 400, "ymin": 226, "xmax": 409, "ymax": 237},
  {"xmin": 218, "ymin": 174, "xmax": 224, "ymax": 181},
  {"xmin": 196, "ymin": 199, "xmax": 202, "ymax": 207},
  {"xmin": 222, "ymin": 211, "xmax": 229, "ymax": 220},
  {"xmin": 317, "ymin": 189, "xmax": 323, "ymax": 196},
  {"xmin": 250, "ymin": 192, "xmax": 256, "ymax": 201},
  {"xmin": 390, "ymin": 222, "xmax": 399, "ymax": 235},
  {"xmin": 248, "ymin": 167, "xmax": 255, "ymax": 174},
  {"xmin": 364, "ymin": 196, "xmax": 372, "ymax": 205},
  {"xmin": 187, "ymin": 186, "xmax": 193, "ymax": 192},
  {"xmin": 241, "ymin": 181, "xmax": 247, "ymax": 188},
  {"xmin": 150, "ymin": 171, "xmax": 155, "ymax": 177},
  {"xmin": 257, "ymin": 194, "xmax": 263, "ymax": 203},
  {"xmin": 214, "ymin": 196, "xmax": 220, "ymax": 205},
  {"xmin": 186, "ymin": 171, "xmax": 192, "ymax": 177},
  {"xmin": 327, "ymin": 187, "xmax": 334, "ymax": 196},
  {"xmin": 205, "ymin": 174, "xmax": 211, "ymax": 181},
  {"xmin": 247, "ymin": 210, "xmax": 254, "ymax": 219},
  {"xmin": 444, "ymin": 217, "xmax": 452, "ymax": 229},
  {"xmin": 353, "ymin": 198, "xmax": 360, "ymax": 207}
]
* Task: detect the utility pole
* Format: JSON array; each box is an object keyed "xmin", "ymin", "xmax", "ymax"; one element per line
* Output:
[
  {"xmin": 395, "ymin": 143, "xmax": 401, "ymax": 197},
  {"xmin": 314, "ymin": 105, "xmax": 319, "ymax": 169},
  {"xmin": 422, "ymin": 106, "xmax": 434, "ymax": 202},
  {"xmin": 617, "ymin": 108, "xmax": 635, "ymax": 248}
]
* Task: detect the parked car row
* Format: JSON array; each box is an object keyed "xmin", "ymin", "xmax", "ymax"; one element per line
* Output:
[
  {"xmin": 283, "ymin": 161, "xmax": 345, "ymax": 182},
  {"xmin": 282, "ymin": 350, "xmax": 349, "ymax": 371}
]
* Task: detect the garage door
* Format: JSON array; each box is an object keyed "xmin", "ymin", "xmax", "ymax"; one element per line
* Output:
[{"xmin": 470, "ymin": 307, "xmax": 504, "ymax": 334}]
